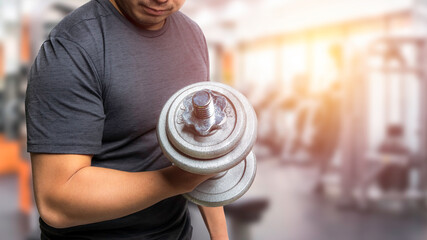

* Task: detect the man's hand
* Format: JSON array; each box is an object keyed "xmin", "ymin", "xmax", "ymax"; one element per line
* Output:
[
  {"xmin": 160, "ymin": 165, "xmax": 215, "ymax": 193},
  {"xmin": 31, "ymin": 153, "xmax": 213, "ymax": 228}
]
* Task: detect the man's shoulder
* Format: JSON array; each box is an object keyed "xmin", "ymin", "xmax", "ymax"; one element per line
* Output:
[{"xmin": 49, "ymin": 0, "xmax": 110, "ymax": 41}]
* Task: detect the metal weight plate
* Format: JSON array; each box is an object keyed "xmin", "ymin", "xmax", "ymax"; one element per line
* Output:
[
  {"xmin": 183, "ymin": 151, "xmax": 257, "ymax": 207},
  {"xmin": 157, "ymin": 82, "xmax": 257, "ymax": 174},
  {"xmin": 167, "ymin": 83, "xmax": 246, "ymax": 159}
]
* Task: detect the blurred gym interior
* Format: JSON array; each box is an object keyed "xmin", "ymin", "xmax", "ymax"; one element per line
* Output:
[{"xmin": 1, "ymin": 0, "xmax": 427, "ymax": 239}]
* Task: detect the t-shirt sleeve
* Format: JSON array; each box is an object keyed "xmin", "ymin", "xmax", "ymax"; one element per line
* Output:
[{"xmin": 25, "ymin": 37, "xmax": 105, "ymax": 154}]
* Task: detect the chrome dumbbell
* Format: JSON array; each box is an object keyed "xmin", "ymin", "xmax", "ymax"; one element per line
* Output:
[{"xmin": 157, "ymin": 82, "xmax": 257, "ymax": 207}]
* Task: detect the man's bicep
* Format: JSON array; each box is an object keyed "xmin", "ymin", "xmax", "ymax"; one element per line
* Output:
[
  {"xmin": 30, "ymin": 153, "xmax": 92, "ymax": 226},
  {"xmin": 31, "ymin": 153, "xmax": 92, "ymax": 192}
]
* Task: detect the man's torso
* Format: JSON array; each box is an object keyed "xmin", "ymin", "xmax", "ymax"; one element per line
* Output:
[{"xmin": 28, "ymin": 0, "xmax": 209, "ymax": 238}]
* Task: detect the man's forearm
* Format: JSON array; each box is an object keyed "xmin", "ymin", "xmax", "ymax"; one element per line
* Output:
[
  {"xmin": 198, "ymin": 205, "xmax": 229, "ymax": 240},
  {"xmin": 37, "ymin": 165, "xmax": 208, "ymax": 228}
]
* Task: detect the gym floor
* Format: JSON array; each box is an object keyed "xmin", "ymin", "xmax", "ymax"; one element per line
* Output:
[{"xmin": 1, "ymin": 154, "xmax": 427, "ymax": 240}]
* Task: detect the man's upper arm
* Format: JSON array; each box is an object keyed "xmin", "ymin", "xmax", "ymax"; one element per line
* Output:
[
  {"xmin": 31, "ymin": 154, "xmax": 91, "ymax": 219},
  {"xmin": 31, "ymin": 154, "xmax": 92, "ymax": 186}
]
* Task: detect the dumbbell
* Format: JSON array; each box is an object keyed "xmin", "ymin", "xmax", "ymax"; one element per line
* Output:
[{"xmin": 157, "ymin": 82, "xmax": 257, "ymax": 207}]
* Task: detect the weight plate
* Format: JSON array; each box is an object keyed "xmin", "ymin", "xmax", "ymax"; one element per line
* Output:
[
  {"xmin": 167, "ymin": 84, "xmax": 246, "ymax": 159},
  {"xmin": 157, "ymin": 82, "xmax": 257, "ymax": 174},
  {"xmin": 183, "ymin": 151, "xmax": 257, "ymax": 207}
]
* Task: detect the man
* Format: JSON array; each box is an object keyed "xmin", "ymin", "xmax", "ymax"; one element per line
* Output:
[{"xmin": 25, "ymin": 0, "xmax": 228, "ymax": 239}]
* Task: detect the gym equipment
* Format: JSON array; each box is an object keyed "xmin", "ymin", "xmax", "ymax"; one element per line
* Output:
[{"xmin": 157, "ymin": 82, "xmax": 257, "ymax": 207}]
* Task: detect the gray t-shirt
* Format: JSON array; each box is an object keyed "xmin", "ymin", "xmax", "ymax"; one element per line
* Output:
[{"xmin": 25, "ymin": 0, "xmax": 209, "ymax": 239}]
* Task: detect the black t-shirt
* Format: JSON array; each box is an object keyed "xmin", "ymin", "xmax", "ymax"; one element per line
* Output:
[{"xmin": 25, "ymin": 0, "xmax": 209, "ymax": 239}]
